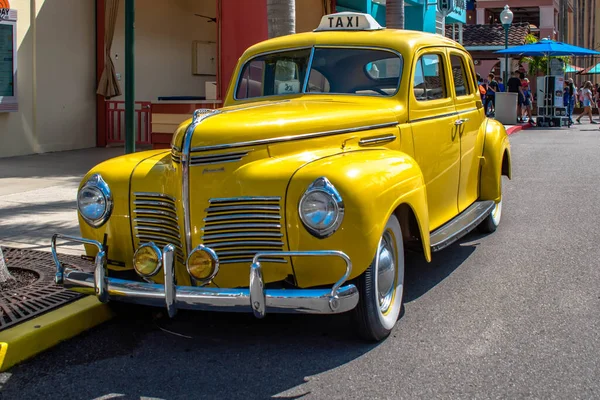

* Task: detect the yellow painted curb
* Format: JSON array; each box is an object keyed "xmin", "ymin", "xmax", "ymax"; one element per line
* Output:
[{"xmin": 0, "ymin": 296, "xmax": 114, "ymax": 372}]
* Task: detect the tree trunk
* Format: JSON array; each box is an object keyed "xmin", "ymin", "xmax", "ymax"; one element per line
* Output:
[
  {"xmin": 386, "ymin": 0, "xmax": 405, "ymax": 30},
  {"xmin": 0, "ymin": 247, "xmax": 15, "ymax": 283},
  {"xmin": 267, "ymin": 0, "xmax": 296, "ymax": 39}
]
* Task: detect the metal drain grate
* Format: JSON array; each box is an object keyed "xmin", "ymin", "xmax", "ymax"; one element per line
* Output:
[{"xmin": 0, "ymin": 247, "xmax": 92, "ymax": 332}]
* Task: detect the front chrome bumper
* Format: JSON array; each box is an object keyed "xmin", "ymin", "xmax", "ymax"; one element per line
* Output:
[{"xmin": 51, "ymin": 234, "xmax": 359, "ymax": 318}]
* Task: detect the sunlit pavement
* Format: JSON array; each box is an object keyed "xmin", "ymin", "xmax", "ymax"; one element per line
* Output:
[
  {"xmin": 0, "ymin": 148, "xmax": 122, "ymax": 254},
  {"xmin": 2, "ymin": 125, "xmax": 600, "ymax": 399}
]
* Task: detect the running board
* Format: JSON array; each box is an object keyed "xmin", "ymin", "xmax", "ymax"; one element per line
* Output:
[{"xmin": 430, "ymin": 200, "xmax": 495, "ymax": 252}]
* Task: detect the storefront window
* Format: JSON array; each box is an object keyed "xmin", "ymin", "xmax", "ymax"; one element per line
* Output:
[
  {"xmin": 235, "ymin": 47, "xmax": 403, "ymax": 100},
  {"xmin": 0, "ymin": 24, "xmax": 14, "ymax": 97}
]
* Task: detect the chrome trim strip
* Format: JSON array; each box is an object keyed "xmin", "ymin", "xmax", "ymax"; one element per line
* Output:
[
  {"xmin": 134, "ymin": 192, "xmax": 176, "ymax": 202},
  {"xmin": 204, "ymin": 214, "xmax": 281, "ymax": 222},
  {"xmin": 409, "ymin": 111, "xmax": 459, "ymax": 123},
  {"xmin": 202, "ymin": 232, "xmax": 284, "ymax": 240},
  {"xmin": 202, "ymin": 223, "xmax": 282, "ymax": 232},
  {"xmin": 134, "ymin": 226, "xmax": 181, "ymax": 238},
  {"xmin": 209, "ymin": 196, "xmax": 281, "ymax": 203},
  {"xmin": 220, "ymin": 258, "xmax": 287, "ymax": 265},
  {"xmin": 182, "ymin": 109, "xmax": 222, "ymax": 255},
  {"xmin": 205, "ymin": 205, "xmax": 281, "ymax": 213},
  {"xmin": 133, "ymin": 209, "xmax": 178, "ymax": 220},
  {"xmin": 134, "ymin": 200, "xmax": 177, "ymax": 211},
  {"xmin": 190, "ymin": 122, "xmax": 398, "ymax": 152},
  {"xmin": 133, "ymin": 218, "xmax": 180, "ymax": 229},
  {"xmin": 206, "ymin": 241, "xmax": 284, "ymax": 248},
  {"xmin": 217, "ymin": 250, "xmax": 286, "ymax": 257},
  {"xmin": 136, "ymin": 234, "xmax": 183, "ymax": 247},
  {"xmin": 358, "ymin": 134, "xmax": 397, "ymax": 147}
]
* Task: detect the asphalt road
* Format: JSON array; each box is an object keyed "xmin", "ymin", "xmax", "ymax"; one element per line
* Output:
[{"xmin": 2, "ymin": 125, "xmax": 600, "ymax": 400}]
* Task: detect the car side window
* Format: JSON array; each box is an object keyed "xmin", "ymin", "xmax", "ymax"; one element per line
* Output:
[
  {"xmin": 450, "ymin": 54, "xmax": 472, "ymax": 97},
  {"xmin": 413, "ymin": 54, "xmax": 447, "ymax": 101}
]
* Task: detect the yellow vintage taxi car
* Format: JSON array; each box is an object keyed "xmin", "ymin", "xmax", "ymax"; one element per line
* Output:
[{"xmin": 52, "ymin": 12, "xmax": 511, "ymax": 341}]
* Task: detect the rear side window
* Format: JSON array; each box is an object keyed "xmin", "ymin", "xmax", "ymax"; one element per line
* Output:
[
  {"xmin": 413, "ymin": 54, "xmax": 447, "ymax": 101},
  {"xmin": 450, "ymin": 54, "xmax": 472, "ymax": 96}
]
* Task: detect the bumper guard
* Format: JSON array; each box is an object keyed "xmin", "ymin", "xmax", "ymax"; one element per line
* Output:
[{"xmin": 51, "ymin": 234, "xmax": 359, "ymax": 318}]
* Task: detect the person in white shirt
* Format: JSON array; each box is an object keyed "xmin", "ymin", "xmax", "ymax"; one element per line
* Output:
[{"xmin": 576, "ymin": 81, "xmax": 597, "ymax": 124}]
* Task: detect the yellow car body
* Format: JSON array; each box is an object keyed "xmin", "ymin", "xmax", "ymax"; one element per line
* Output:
[{"xmin": 52, "ymin": 13, "xmax": 510, "ymax": 339}]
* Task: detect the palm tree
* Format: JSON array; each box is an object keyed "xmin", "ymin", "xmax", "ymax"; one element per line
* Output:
[
  {"xmin": 386, "ymin": 0, "xmax": 405, "ymax": 29},
  {"xmin": 267, "ymin": 0, "xmax": 296, "ymax": 39}
]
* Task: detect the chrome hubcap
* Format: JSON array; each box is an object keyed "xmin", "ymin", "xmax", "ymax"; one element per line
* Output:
[{"xmin": 377, "ymin": 231, "xmax": 396, "ymax": 313}]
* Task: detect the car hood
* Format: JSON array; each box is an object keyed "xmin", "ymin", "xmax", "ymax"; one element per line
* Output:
[{"xmin": 171, "ymin": 97, "xmax": 401, "ymax": 151}]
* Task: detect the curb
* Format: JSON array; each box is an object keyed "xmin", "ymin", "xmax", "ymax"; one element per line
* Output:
[
  {"xmin": 0, "ymin": 296, "xmax": 113, "ymax": 372},
  {"xmin": 506, "ymin": 123, "xmax": 534, "ymax": 136}
]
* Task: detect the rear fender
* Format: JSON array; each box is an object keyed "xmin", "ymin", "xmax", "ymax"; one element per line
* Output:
[
  {"xmin": 480, "ymin": 119, "xmax": 511, "ymax": 202},
  {"xmin": 286, "ymin": 149, "xmax": 430, "ymax": 288}
]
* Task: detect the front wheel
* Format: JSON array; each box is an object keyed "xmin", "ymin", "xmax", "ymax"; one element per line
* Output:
[{"xmin": 353, "ymin": 214, "xmax": 404, "ymax": 342}]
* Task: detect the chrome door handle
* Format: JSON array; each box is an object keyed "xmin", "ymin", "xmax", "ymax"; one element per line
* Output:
[{"xmin": 454, "ymin": 118, "xmax": 469, "ymax": 126}]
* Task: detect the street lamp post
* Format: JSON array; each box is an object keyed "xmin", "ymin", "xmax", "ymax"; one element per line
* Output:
[{"xmin": 500, "ymin": 5, "xmax": 514, "ymax": 85}]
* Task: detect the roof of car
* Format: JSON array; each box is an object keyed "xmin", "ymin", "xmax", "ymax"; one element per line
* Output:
[{"xmin": 242, "ymin": 29, "xmax": 466, "ymax": 60}]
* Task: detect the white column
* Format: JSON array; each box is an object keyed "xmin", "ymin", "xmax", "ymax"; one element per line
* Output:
[
  {"xmin": 458, "ymin": 23, "xmax": 463, "ymax": 45},
  {"xmin": 476, "ymin": 8, "xmax": 485, "ymax": 25}
]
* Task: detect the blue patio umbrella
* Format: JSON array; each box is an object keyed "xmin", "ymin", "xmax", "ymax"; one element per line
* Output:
[
  {"xmin": 496, "ymin": 39, "xmax": 600, "ymax": 57},
  {"xmin": 496, "ymin": 39, "xmax": 600, "ymax": 75}
]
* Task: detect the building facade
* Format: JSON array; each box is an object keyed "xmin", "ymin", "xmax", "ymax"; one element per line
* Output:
[{"xmin": 475, "ymin": 0, "xmax": 569, "ymax": 40}]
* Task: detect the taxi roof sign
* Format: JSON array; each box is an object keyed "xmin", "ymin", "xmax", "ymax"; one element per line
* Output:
[{"xmin": 314, "ymin": 12, "xmax": 384, "ymax": 32}]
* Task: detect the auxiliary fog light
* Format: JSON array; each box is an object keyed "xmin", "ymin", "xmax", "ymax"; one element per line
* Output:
[
  {"xmin": 133, "ymin": 243, "xmax": 162, "ymax": 277},
  {"xmin": 187, "ymin": 245, "xmax": 219, "ymax": 283}
]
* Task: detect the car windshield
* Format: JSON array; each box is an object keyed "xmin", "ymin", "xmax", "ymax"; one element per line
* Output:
[{"xmin": 235, "ymin": 47, "xmax": 403, "ymax": 100}]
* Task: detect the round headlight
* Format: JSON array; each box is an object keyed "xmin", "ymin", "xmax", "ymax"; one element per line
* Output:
[
  {"xmin": 78, "ymin": 187, "xmax": 106, "ymax": 220},
  {"xmin": 187, "ymin": 245, "xmax": 219, "ymax": 283},
  {"xmin": 133, "ymin": 243, "xmax": 162, "ymax": 277},
  {"xmin": 299, "ymin": 177, "xmax": 344, "ymax": 238},
  {"xmin": 77, "ymin": 174, "xmax": 113, "ymax": 227}
]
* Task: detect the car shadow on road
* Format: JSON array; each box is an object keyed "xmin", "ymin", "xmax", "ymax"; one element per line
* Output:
[
  {"xmin": 404, "ymin": 233, "xmax": 481, "ymax": 303},
  {"xmin": 0, "ymin": 233, "xmax": 483, "ymax": 400}
]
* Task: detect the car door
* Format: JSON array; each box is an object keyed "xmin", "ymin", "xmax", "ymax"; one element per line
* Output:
[
  {"xmin": 448, "ymin": 51, "xmax": 486, "ymax": 212},
  {"xmin": 409, "ymin": 49, "xmax": 460, "ymax": 231}
]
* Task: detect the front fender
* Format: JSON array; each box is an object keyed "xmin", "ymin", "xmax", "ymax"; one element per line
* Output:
[
  {"xmin": 78, "ymin": 150, "xmax": 169, "ymax": 267},
  {"xmin": 286, "ymin": 149, "xmax": 430, "ymax": 288},
  {"xmin": 480, "ymin": 119, "xmax": 511, "ymax": 202}
]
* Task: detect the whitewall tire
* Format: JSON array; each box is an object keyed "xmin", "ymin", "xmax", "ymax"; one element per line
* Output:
[{"xmin": 353, "ymin": 214, "xmax": 404, "ymax": 341}]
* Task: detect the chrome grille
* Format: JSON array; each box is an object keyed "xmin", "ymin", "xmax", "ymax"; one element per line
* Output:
[
  {"xmin": 202, "ymin": 197, "xmax": 286, "ymax": 264},
  {"xmin": 133, "ymin": 192, "xmax": 184, "ymax": 264},
  {"xmin": 171, "ymin": 149, "xmax": 250, "ymax": 166}
]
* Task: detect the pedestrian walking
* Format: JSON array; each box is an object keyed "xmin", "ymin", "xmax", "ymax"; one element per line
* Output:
[
  {"xmin": 521, "ymin": 78, "xmax": 535, "ymax": 125},
  {"xmin": 484, "ymin": 73, "xmax": 498, "ymax": 116},
  {"xmin": 507, "ymin": 70, "xmax": 523, "ymax": 122},
  {"xmin": 564, "ymin": 79, "xmax": 575, "ymax": 126},
  {"xmin": 576, "ymin": 81, "xmax": 597, "ymax": 124}
]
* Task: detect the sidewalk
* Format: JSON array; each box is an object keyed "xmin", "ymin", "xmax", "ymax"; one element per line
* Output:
[{"xmin": 0, "ymin": 148, "xmax": 122, "ymax": 254}]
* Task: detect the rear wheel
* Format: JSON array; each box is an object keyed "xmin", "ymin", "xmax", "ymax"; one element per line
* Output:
[
  {"xmin": 478, "ymin": 179, "xmax": 503, "ymax": 233},
  {"xmin": 353, "ymin": 214, "xmax": 404, "ymax": 342}
]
